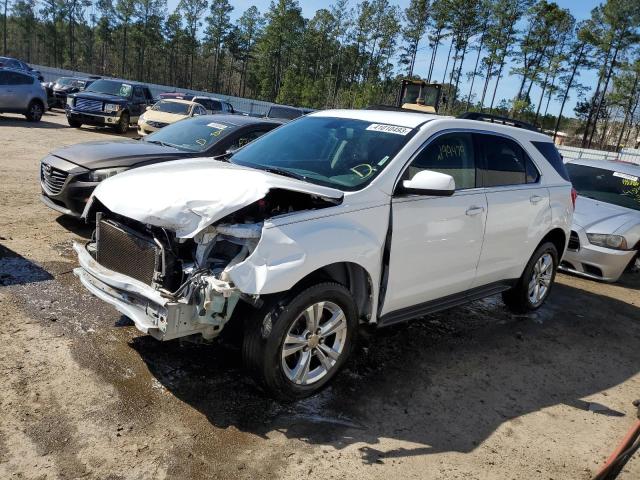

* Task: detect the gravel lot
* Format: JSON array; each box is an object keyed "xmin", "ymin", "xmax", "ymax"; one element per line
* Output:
[{"xmin": 1, "ymin": 110, "xmax": 639, "ymax": 480}]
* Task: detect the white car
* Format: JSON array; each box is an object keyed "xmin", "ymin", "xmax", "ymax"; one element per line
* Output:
[
  {"xmin": 561, "ymin": 159, "xmax": 640, "ymax": 281},
  {"xmin": 73, "ymin": 110, "xmax": 574, "ymax": 399}
]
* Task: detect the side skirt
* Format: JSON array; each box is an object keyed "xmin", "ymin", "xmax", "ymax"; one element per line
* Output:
[{"xmin": 377, "ymin": 280, "xmax": 517, "ymax": 328}]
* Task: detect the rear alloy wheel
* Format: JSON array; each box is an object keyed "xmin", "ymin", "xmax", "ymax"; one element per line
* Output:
[
  {"xmin": 243, "ymin": 282, "xmax": 357, "ymax": 401},
  {"xmin": 502, "ymin": 242, "xmax": 558, "ymax": 313},
  {"xmin": 25, "ymin": 100, "xmax": 44, "ymax": 122},
  {"xmin": 527, "ymin": 253, "xmax": 554, "ymax": 306},
  {"xmin": 114, "ymin": 112, "xmax": 129, "ymax": 134}
]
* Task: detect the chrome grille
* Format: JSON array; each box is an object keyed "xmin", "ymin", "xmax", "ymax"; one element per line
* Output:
[
  {"xmin": 41, "ymin": 162, "xmax": 69, "ymax": 195},
  {"xmin": 568, "ymin": 231, "xmax": 580, "ymax": 251},
  {"xmin": 96, "ymin": 220, "xmax": 159, "ymax": 285},
  {"xmin": 74, "ymin": 98, "xmax": 103, "ymax": 112}
]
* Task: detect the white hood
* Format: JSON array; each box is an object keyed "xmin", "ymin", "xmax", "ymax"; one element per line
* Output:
[
  {"xmin": 84, "ymin": 158, "xmax": 344, "ymax": 238},
  {"xmin": 573, "ymin": 196, "xmax": 640, "ymax": 233}
]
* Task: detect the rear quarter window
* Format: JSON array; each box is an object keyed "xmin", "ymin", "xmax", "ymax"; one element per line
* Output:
[{"xmin": 531, "ymin": 141, "xmax": 570, "ymax": 181}]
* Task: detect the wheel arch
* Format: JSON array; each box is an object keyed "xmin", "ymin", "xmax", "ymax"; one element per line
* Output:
[
  {"xmin": 282, "ymin": 262, "xmax": 374, "ymax": 322},
  {"xmin": 539, "ymin": 228, "xmax": 567, "ymax": 260}
]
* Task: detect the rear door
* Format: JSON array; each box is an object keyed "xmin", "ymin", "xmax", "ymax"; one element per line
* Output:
[
  {"xmin": 381, "ymin": 131, "xmax": 488, "ymax": 315},
  {"xmin": 472, "ymin": 133, "xmax": 550, "ymax": 287},
  {"xmin": 5, "ymin": 71, "xmax": 34, "ymax": 110}
]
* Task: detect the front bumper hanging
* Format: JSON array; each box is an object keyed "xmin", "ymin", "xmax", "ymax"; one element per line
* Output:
[{"xmin": 73, "ymin": 242, "xmax": 240, "ymax": 341}]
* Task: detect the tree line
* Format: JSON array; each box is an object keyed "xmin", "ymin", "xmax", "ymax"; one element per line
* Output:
[{"xmin": 2, "ymin": 0, "xmax": 640, "ymax": 150}]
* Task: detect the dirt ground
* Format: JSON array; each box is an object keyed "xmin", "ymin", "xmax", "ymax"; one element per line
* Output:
[{"xmin": 0, "ymin": 110, "xmax": 639, "ymax": 480}]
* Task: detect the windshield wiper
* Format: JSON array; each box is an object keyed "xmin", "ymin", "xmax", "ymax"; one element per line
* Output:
[
  {"xmin": 211, "ymin": 151, "xmax": 233, "ymax": 162},
  {"xmin": 255, "ymin": 165, "xmax": 307, "ymax": 181},
  {"xmin": 145, "ymin": 139, "xmax": 178, "ymax": 149}
]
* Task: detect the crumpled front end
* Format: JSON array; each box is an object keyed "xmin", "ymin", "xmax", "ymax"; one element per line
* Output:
[{"xmin": 73, "ymin": 214, "xmax": 260, "ymax": 341}]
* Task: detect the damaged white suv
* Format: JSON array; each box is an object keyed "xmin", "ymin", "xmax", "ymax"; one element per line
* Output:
[{"xmin": 74, "ymin": 110, "xmax": 574, "ymax": 399}]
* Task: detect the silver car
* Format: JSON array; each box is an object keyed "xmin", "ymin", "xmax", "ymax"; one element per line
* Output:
[
  {"xmin": 0, "ymin": 68, "xmax": 48, "ymax": 121},
  {"xmin": 561, "ymin": 159, "xmax": 640, "ymax": 282}
]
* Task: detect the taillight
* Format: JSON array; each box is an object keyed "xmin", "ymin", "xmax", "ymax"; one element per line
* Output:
[{"xmin": 571, "ymin": 188, "xmax": 577, "ymax": 209}]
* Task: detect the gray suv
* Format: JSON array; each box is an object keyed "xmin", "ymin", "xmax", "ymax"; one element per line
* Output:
[{"xmin": 0, "ymin": 68, "xmax": 48, "ymax": 121}]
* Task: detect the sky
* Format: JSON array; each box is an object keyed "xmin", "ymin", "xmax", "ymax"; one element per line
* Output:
[{"xmin": 166, "ymin": 0, "xmax": 604, "ymax": 116}]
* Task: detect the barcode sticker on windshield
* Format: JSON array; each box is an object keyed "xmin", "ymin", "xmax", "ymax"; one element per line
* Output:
[
  {"xmin": 366, "ymin": 123, "xmax": 412, "ymax": 135},
  {"xmin": 613, "ymin": 172, "xmax": 639, "ymax": 182},
  {"xmin": 207, "ymin": 122, "xmax": 228, "ymax": 130}
]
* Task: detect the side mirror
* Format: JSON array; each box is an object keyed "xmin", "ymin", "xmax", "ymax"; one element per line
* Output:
[{"xmin": 400, "ymin": 170, "xmax": 455, "ymax": 196}]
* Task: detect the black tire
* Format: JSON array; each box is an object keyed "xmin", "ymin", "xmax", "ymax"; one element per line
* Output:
[
  {"xmin": 502, "ymin": 241, "xmax": 558, "ymax": 314},
  {"xmin": 624, "ymin": 250, "xmax": 639, "ymax": 273},
  {"xmin": 67, "ymin": 118, "xmax": 82, "ymax": 128},
  {"xmin": 114, "ymin": 112, "xmax": 129, "ymax": 134},
  {"xmin": 25, "ymin": 100, "xmax": 44, "ymax": 122},
  {"xmin": 242, "ymin": 282, "xmax": 358, "ymax": 401}
]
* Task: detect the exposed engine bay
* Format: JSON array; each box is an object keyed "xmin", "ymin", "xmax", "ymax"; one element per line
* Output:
[{"xmin": 74, "ymin": 189, "xmax": 339, "ymax": 341}]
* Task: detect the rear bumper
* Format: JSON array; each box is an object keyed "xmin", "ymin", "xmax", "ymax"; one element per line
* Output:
[{"xmin": 560, "ymin": 228, "xmax": 636, "ymax": 282}]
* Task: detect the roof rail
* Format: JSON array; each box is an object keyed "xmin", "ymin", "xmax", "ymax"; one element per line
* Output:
[{"xmin": 458, "ymin": 111, "xmax": 539, "ymax": 132}]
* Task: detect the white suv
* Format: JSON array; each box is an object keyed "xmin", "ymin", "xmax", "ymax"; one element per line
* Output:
[{"xmin": 73, "ymin": 109, "xmax": 574, "ymax": 400}]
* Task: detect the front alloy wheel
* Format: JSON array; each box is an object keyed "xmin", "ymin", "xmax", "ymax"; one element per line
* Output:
[
  {"xmin": 243, "ymin": 282, "xmax": 357, "ymax": 401},
  {"xmin": 281, "ymin": 301, "xmax": 348, "ymax": 386}
]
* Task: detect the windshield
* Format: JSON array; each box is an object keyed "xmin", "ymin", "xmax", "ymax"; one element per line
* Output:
[
  {"xmin": 85, "ymin": 79, "xmax": 132, "ymax": 98},
  {"xmin": 567, "ymin": 163, "xmax": 640, "ymax": 211},
  {"xmin": 143, "ymin": 117, "xmax": 234, "ymax": 152},
  {"xmin": 55, "ymin": 77, "xmax": 86, "ymax": 88},
  {"xmin": 152, "ymin": 100, "xmax": 191, "ymax": 115},
  {"xmin": 55, "ymin": 77, "xmax": 74, "ymax": 87},
  {"xmin": 230, "ymin": 116, "xmax": 415, "ymax": 190}
]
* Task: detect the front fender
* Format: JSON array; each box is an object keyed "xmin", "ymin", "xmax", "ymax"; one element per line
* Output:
[{"xmin": 227, "ymin": 205, "xmax": 389, "ymax": 320}]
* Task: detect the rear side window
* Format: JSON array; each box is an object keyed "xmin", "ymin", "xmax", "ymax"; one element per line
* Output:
[
  {"xmin": 477, "ymin": 134, "xmax": 538, "ymax": 187},
  {"xmin": 406, "ymin": 132, "xmax": 477, "ymax": 189},
  {"xmin": 4, "ymin": 71, "xmax": 33, "ymax": 85},
  {"xmin": 531, "ymin": 141, "xmax": 569, "ymax": 181}
]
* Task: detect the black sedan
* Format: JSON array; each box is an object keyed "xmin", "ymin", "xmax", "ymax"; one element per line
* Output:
[{"xmin": 40, "ymin": 114, "xmax": 283, "ymax": 217}]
